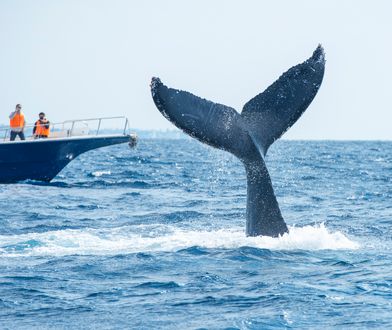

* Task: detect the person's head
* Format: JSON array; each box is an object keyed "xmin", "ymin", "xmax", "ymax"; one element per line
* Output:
[
  {"xmin": 39, "ymin": 112, "xmax": 45, "ymax": 120},
  {"xmin": 15, "ymin": 104, "xmax": 22, "ymax": 112}
]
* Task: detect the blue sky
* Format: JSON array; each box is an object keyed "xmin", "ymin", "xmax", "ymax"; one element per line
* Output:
[{"xmin": 0, "ymin": 0, "xmax": 391, "ymax": 139}]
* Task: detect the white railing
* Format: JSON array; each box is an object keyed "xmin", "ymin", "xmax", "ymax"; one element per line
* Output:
[{"xmin": 1, "ymin": 116, "xmax": 130, "ymax": 142}]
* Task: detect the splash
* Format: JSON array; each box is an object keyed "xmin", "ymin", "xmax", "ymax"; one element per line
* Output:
[{"xmin": 0, "ymin": 223, "xmax": 359, "ymax": 257}]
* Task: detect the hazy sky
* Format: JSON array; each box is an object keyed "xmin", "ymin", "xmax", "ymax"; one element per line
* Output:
[{"xmin": 0, "ymin": 0, "xmax": 391, "ymax": 139}]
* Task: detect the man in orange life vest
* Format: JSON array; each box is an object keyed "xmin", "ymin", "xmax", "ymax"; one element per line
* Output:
[
  {"xmin": 9, "ymin": 104, "xmax": 26, "ymax": 141},
  {"xmin": 33, "ymin": 112, "xmax": 50, "ymax": 139}
]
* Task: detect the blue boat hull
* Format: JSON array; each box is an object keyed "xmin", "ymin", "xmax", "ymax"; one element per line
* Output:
[{"xmin": 0, "ymin": 135, "xmax": 135, "ymax": 183}]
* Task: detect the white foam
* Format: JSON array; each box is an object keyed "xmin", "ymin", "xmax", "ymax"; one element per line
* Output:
[
  {"xmin": 91, "ymin": 170, "xmax": 111, "ymax": 177},
  {"xmin": 0, "ymin": 223, "xmax": 359, "ymax": 257}
]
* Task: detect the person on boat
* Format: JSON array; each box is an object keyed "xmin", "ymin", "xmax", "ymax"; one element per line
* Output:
[
  {"xmin": 9, "ymin": 104, "xmax": 26, "ymax": 141},
  {"xmin": 33, "ymin": 112, "xmax": 50, "ymax": 139}
]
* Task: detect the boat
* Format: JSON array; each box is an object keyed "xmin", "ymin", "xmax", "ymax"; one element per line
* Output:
[{"xmin": 0, "ymin": 116, "xmax": 137, "ymax": 183}]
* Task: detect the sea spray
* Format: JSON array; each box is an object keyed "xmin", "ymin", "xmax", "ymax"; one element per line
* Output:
[{"xmin": 0, "ymin": 223, "xmax": 358, "ymax": 257}]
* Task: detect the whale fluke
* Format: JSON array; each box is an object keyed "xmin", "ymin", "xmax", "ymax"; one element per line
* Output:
[{"xmin": 151, "ymin": 46, "xmax": 325, "ymax": 237}]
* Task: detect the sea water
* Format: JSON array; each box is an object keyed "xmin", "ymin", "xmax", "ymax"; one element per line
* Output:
[{"xmin": 0, "ymin": 138, "xmax": 391, "ymax": 329}]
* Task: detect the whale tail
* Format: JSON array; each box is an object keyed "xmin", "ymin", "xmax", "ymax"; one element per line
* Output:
[{"xmin": 151, "ymin": 46, "xmax": 325, "ymax": 237}]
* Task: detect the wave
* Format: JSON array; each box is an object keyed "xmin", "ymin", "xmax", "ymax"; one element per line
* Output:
[
  {"xmin": 26, "ymin": 179, "xmax": 155, "ymax": 189},
  {"xmin": 0, "ymin": 223, "xmax": 359, "ymax": 257}
]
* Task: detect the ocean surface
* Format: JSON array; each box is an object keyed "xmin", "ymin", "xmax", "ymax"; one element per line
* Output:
[{"xmin": 0, "ymin": 138, "xmax": 391, "ymax": 329}]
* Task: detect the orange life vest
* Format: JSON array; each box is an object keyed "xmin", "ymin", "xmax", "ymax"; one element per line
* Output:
[
  {"xmin": 10, "ymin": 112, "xmax": 25, "ymax": 128},
  {"xmin": 35, "ymin": 119, "xmax": 50, "ymax": 137}
]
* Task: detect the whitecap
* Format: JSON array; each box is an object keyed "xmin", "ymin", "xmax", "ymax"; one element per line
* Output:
[{"xmin": 91, "ymin": 170, "xmax": 111, "ymax": 177}]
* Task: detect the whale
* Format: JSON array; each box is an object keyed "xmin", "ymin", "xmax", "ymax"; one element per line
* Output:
[{"xmin": 150, "ymin": 46, "xmax": 325, "ymax": 237}]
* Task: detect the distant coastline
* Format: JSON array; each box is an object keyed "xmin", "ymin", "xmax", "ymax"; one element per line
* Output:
[{"xmin": 2, "ymin": 124, "xmax": 392, "ymax": 141}]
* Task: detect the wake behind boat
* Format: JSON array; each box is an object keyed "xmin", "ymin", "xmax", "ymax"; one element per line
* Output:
[{"xmin": 0, "ymin": 116, "xmax": 137, "ymax": 183}]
